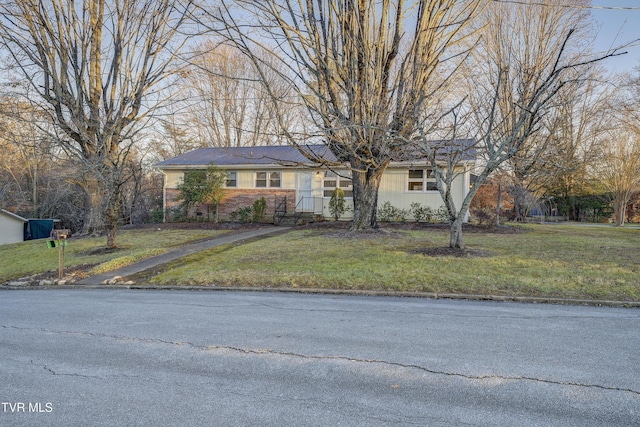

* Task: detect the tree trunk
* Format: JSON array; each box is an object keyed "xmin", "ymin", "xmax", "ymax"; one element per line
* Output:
[
  {"xmin": 81, "ymin": 179, "xmax": 106, "ymax": 235},
  {"xmin": 104, "ymin": 186, "xmax": 121, "ymax": 249},
  {"xmin": 79, "ymin": 172, "xmax": 122, "ymax": 248},
  {"xmin": 614, "ymin": 196, "xmax": 627, "ymax": 226},
  {"xmin": 106, "ymin": 221, "xmax": 118, "ymax": 249},
  {"xmin": 495, "ymin": 181, "xmax": 502, "ymax": 227},
  {"xmin": 350, "ymin": 165, "xmax": 385, "ymax": 231},
  {"xmin": 511, "ymin": 184, "xmax": 527, "ymax": 222},
  {"xmin": 568, "ymin": 195, "xmax": 577, "ymax": 221},
  {"xmin": 450, "ymin": 218, "xmax": 465, "ymax": 249}
]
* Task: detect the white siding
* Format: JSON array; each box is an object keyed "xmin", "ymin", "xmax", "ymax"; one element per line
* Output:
[
  {"xmin": 378, "ymin": 167, "xmax": 467, "ymax": 217},
  {"xmin": 237, "ymin": 170, "xmax": 254, "ymax": 188},
  {"xmin": 281, "ymin": 171, "xmax": 295, "ymax": 189},
  {"xmin": 237, "ymin": 170, "xmax": 295, "ymax": 188},
  {"xmin": 0, "ymin": 213, "xmax": 25, "ymax": 245},
  {"xmin": 164, "ymin": 170, "xmax": 184, "ymax": 188},
  {"xmin": 164, "ymin": 169, "xmax": 296, "ymax": 189}
]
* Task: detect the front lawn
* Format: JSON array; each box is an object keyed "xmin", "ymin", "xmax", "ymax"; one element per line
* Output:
[
  {"xmin": 144, "ymin": 224, "xmax": 640, "ymax": 302},
  {"xmin": 0, "ymin": 227, "xmax": 232, "ymax": 282}
]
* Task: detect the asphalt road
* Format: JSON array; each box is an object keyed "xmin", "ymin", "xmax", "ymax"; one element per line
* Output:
[{"xmin": 1, "ymin": 289, "xmax": 638, "ymax": 426}]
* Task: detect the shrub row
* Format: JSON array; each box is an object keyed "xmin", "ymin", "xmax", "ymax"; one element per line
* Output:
[{"xmin": 377, "ymin": 201, "xmax": 449, "ymax": 223}]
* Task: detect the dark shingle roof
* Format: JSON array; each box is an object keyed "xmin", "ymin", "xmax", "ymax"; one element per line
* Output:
[
  {"xmin": 155, "ymin": 141, "xmax": 476, "ymax": 169},
  {"xmin": 155, "ymin": 145, "xmax": 336, "ymax": 168},
  {"xmin": 392, "ymin": 139, "xmax": 477, "ymax": 163}
]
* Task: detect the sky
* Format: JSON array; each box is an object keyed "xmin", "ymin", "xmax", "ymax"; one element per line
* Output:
[{"xmin": 590, "ymin": 1, "xmax": 640, "ymax": 73}]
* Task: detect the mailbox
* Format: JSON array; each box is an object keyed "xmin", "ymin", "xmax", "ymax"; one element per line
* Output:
[
  {"xmin": 52, "ymin": 229, "xmax": 71, "ymax": 240},
  {"xmin": 48, "ymin": 229, "xmax": 71, "ymax": 279}
]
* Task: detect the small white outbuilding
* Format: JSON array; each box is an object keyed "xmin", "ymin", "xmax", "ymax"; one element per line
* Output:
[{"xmin": 0, "ymin": 209, "xmax": 27, "ymax": 245}]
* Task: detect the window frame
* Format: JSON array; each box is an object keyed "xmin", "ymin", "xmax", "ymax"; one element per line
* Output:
[
  {"xmin": 225, "ymin": 171, "xmax": 237, "ymax": 188},
  {"xmin": 407, "ymin": 168, "xmax": 437, "ymax": 192},
  {"xmin": 255, "ymin": 171, "xmax": 281, "ymax": 188},
  {"xmin": 323, "ymin": 170, "xmax": 353, "ymax": 198}
]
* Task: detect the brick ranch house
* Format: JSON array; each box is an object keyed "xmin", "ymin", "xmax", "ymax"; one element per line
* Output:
[{"xmin": 155, "ymin": 144, "xmax": 474, "ymax": 223}]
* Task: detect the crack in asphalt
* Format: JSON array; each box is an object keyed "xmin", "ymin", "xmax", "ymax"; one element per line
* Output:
[
  {"xmin": 203, "ymin": 344, "xmax": 640, "ymax": 396},
  {"xmin": 31, "ymin": 360, "xmax": 106, "ymax": 380},
  {"xmin": 5, "ymin": 324, "xmax": 639, "ymax": 396},
  {"xmin": 2, "ymin": 324, "xmax": 196, "ymax": 348}
]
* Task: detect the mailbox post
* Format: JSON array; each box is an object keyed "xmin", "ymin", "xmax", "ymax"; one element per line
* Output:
[{"xmin": 49, "ymin": 229, "xmax": 71, "ymax": 280}]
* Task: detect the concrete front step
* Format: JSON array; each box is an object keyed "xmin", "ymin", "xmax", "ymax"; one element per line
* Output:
[{"xmin": 277, "ymin": 213, "xmax": 317, "ymax": 226}]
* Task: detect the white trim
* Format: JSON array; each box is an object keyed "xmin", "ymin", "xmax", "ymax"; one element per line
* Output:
[
  {"xmin": 255, "ymin": 171, "xmax": 282, "ymax": 188},
  {"xmin": 406, "ymin": 168, "xmax": 438, "ymax": 193},
  {"xmin": 157, "ymin": 170, "xmax": 168, "ymax": 223},
  {"xmin": 158, "ymin": 163, "xmax": 315, "ymax": 171},
  {"xmin": 157, "ymin": 160, "xmax": 475, "ymax": 172},
  {"xmin": 0, "ymin": 209, "xmax": 28, "ymax": 222},
  {"xmin": 225, "ymin": 171, "xmax": 238, "ymax": 188}
]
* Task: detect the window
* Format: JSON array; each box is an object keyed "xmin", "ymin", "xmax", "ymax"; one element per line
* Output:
[
  {"xmin": 226, "ymin": 171, "xmax": 237, "ymax": 188},
  {"xmin": 269, "ymin": 171, "xmax": 281, "ymax": 188},
  {"xmin": 324, "ymin": 171, "xmax": 353, "ymax": 197},
  {"xmin": 256, "ymin": 171, "xmax": 281, "ymax": 188},
  {"xmin": 408, "ymin": 169, "xmax": 437, "ymax": 191},
  {"xmin": 408, "ymin": 170, "xmax": 424, "ymax": 191}
]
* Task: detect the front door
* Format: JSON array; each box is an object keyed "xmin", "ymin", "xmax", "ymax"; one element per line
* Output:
[{"xmin": 297, "ymin": 172, "xmax": 314, "ymax": 212}]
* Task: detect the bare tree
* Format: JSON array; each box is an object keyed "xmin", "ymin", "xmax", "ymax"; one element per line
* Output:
[
  {"xmin": 0, "ymin": 95, "xmax": 52, "ymax": 217},
  {"xmin": 202, "ymin": 0, "xmax": 484, "ymax": 230},
  {"xmin": 537, "ymin": 67, "xmax": 615, "ymax": 219},
  {"xmin": 146, "ymin": 120, "xmax": 202, "ymax": 163},
  {"xmin": 491, "ymin": 64, "xmax": 613, "ymax": 222},
  {"xmin": 487, "ymin": 0, "xmax": 594, "ymax": 221},
  {"xmin": 593, "ymin": 129, "xmax": 640, "ymax": 226},
  {"xmin": 119, "ymin": 153, "xmax": 164, "ymax": 225},
  {"xmin": 416, "ymin": 0, "xmax": 620, "ymax": 248},
  {"xmin": 0, "ymin": 0, "xmax": 196, "ymax": 248},
  {"xmin": 179, "ymin": 42, "xmax": 296, "ymax": 147},
  {"xmin": 592, "ymin": 71, "xmax": 640, "ymax": 226},
  {"xmin": 0, "ymin": 94, "xmax": 86, "ymax": 229}
]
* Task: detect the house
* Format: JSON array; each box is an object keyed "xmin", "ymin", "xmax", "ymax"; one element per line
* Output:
[
  {"xmin": 0, "ymin": 209, "xmax": 27, "ymax": 245},
  {"xmin": 155, "ymin": 144, "xmax": 474, "ymax": 223}
]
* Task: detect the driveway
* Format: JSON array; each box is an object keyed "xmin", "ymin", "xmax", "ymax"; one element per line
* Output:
[{"xmin": 1, "ymin": 289, "xmax": 638, "ymax": 426}]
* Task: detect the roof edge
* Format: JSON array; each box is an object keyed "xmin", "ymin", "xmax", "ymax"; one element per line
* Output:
[{"xmin": 1, "ymin": 209, "xmax": 28, "ymax": 222}]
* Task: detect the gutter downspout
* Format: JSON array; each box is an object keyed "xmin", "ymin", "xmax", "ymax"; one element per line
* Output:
[
  {"xmin": 158, "ymin": 169, "xmax": 168, "ymax": 223},
  {"xmin": 463, "ymin": 163, "xmax": 471, "ymax": 223}
]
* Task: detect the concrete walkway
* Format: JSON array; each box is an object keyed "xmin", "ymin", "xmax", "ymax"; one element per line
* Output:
[{"xmin": 76, "ymin": 227, "xmax": 289, "ymax": 286}]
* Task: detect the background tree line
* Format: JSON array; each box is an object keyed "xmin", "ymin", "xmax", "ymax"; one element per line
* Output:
[{"xmin": 1, "ymin": 0, "xmax": 639, "ymax": 249}]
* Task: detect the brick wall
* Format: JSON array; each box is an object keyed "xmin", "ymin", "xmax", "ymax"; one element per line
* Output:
[{"xmin": 165, "ymin": 188, "xmax": 296, "ymax": 221}]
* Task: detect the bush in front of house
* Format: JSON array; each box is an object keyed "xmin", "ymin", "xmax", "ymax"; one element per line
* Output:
[
  {"xmin": 470, "ymin": 207, "xmax": 495, "ymax": 225},
  {"xmin": 329, "ymin": 188, "xmax": 346, "ymax": 220},
  {"xmin": 230, "ymin": 206, "xmax": 253, "ymax": 223},
  {"xmin": 378, "ymin": 201, "xmax": 409, "ymax": 222},
  {"xmin": 252, "ymin": 197, "xmax": 267, "ymax": 222},
  {"xmin": 435, "ymin": 205, "xmax": 449, "ymax": 223},
  {"xmin": 410, "ymin": 202, "xmax": 434, "ymax": 223},
  {"xmin": 175, "ymin": 165, "xmax": 227, "ymax": 222},
  {"xmin": 150, "ymin": 209, "xmax": 164, "ymax": 223},
  {"xmin": 378, "ymin": 201, "xmax": 451, "ymax": 223}
]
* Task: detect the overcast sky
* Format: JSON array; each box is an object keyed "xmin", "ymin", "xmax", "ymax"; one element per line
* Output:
[{"xmin": 590, "ymin": 0, "xmax": 640, "ymax": 73}]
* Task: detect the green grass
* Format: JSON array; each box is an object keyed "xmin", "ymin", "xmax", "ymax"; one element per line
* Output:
[
  {"xmin": 0, "ymin": 228, "xmax": 231, "ymax": 282},
  {"xmin": 3, "ymin": 223, "xmax": 639, "ymax": 302},
  {"xmin": 146, "ymin": 224, "xmax": 640, "ymax": 301}
]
